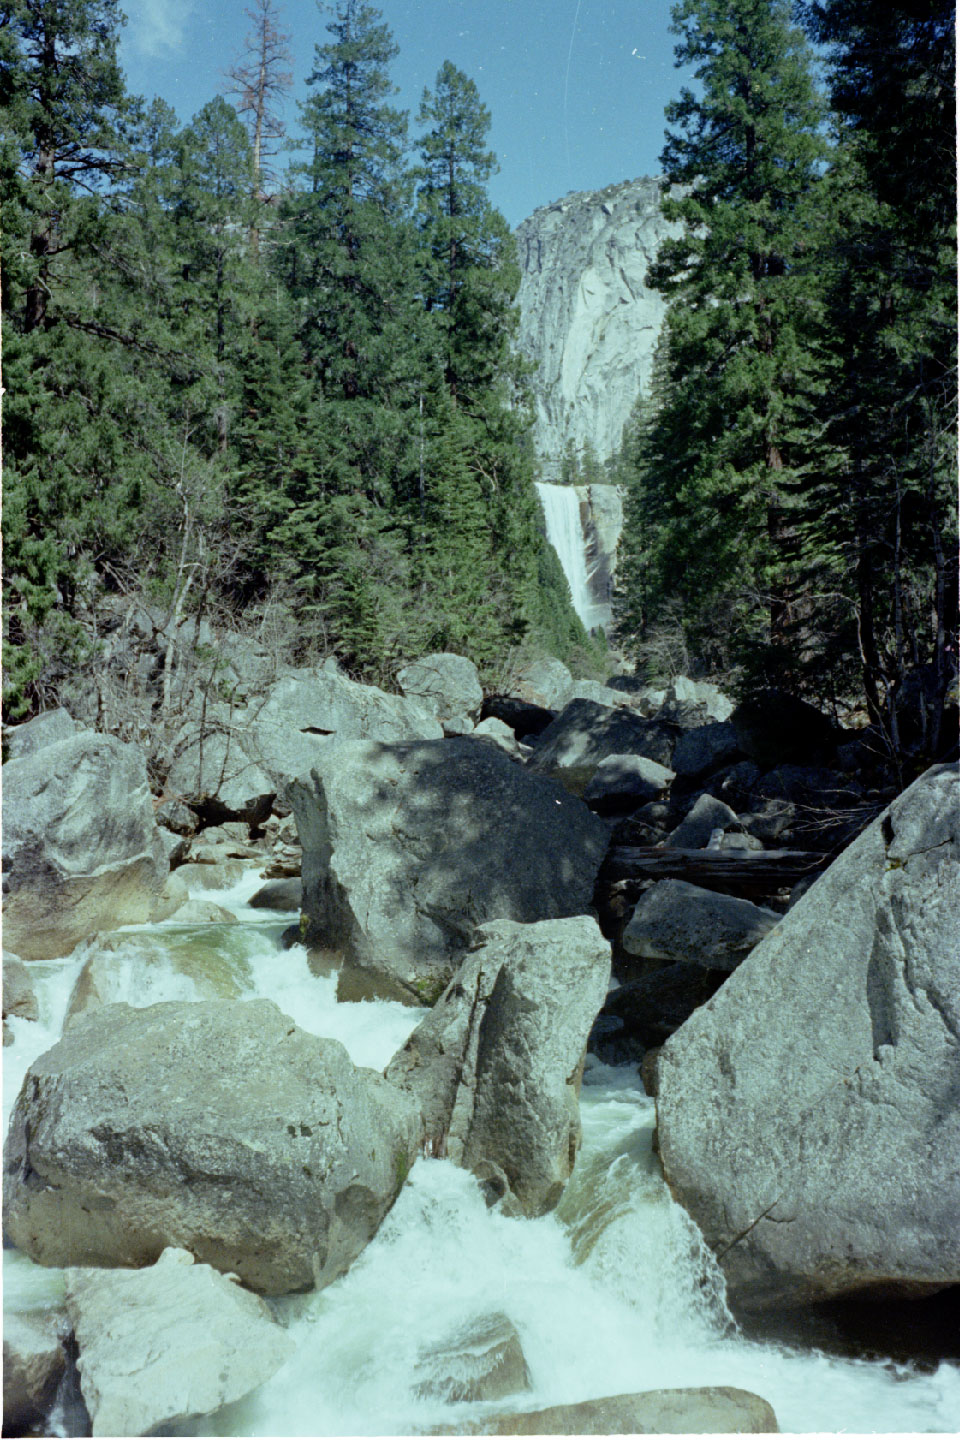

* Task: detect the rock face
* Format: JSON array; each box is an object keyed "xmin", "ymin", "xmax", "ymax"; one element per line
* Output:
[
  {"xmin": 467, "ymin": 1386, "xmax": 778, "ymax": 1435},
  {"xmin": 657, "ymin": 764, "xmax": 960, "ymax": 1311},
  {"xmin": 2, "ymin": 732, "xmax": 168, "ymax": 960},
  {"xmin": 387, "ymin": 917, "xmax": 610, "ymax": 1215},
  {"xmin": 288, "ymin": 738, "xmax": 609, "ymax": 1005},
  {"xmin": 515, "ymin": 177, "xmax": 680, "ymax": 475},
  {"xmin": 3, "ymin": 1000, "xmax": 421, "ymax": 1294},
  {"xmin": 66, "ymin": 1247, "xmax": 293, "ymax": 1437}
]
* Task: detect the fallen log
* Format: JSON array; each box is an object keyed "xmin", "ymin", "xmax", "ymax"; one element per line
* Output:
[{"xmin": 601, "ymin": 846, "xmax": 829, "ymax": 901}]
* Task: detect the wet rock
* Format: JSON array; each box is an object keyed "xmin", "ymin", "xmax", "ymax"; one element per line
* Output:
[
  {"xmin": 2, "ymin": 732, "xmax": 168, "ymax": 960},
  {"xmin": 249, "ymin": 877, "xmax": 303, "ymax": 910},
  {"xmin": 289, "ymin": 738, "xmax": 608, "ymax": 1006},
  {"xmin": 169, "ymin": 897, "xmax": 238, "ymax": 923},
  {"xmin": 657, "ymin": 764, "xmax": 960, "ymax": 1311},
  {"xmin": 3, "ymin": 951, "xmax": 39, "ymax": 1028},
  {"xmin": 386, "ymin": 917, "xmax": 611, "ymax": 1215},
  {"xmin": 414, "ymin": 1312, "xmax": 531, "ymax": 1404},
  {"xmin": 2, "ymin": 1308, "xmax": 72, "ymax": 1433},
  {"xmin": 623, "ymin": 880, "xmax": 780, "ymax": 972},
  {"xmin": 65, "ymin": 1247, "xmax": 293, "ymax": 1437},
  {"xmin": 174, "ymin": 858, "xmax": 248, "ymax": 891},
  {"xmin": 396, "ymin": 653, "xmax": 483, "ymax": 725},
  {"xmin": 4, "ymin": 999, "xmax": 421, "ymax": 1294},
  {"xmin": 459, "ymin": 1385, "xmax": 778, "ymax": 1433},
  {"xmin": 667, "ymin": 793, "xmax": 741, "ymax": 849},
  {"xmin": 148, "ymin": 870, "xmax": 190, "ymax": 922},
  {"xmin": 530, "ymin": 699, "xmax": 677, "ymax": 796}
]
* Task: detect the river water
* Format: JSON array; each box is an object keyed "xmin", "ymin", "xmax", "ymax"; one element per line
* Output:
[{"xmin": 4, "ymin": 871, "xmax": 959, "ymax": 1435}]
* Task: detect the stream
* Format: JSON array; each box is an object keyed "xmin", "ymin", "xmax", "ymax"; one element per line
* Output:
[{"xmin": 4, "ymin": 869, "xmax": 959, "ymax": 1435}]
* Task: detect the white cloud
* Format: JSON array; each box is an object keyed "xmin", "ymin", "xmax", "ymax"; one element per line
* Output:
[{"xmin": 123, "ymin": 0, "xmax": 194, "ymax": 59}]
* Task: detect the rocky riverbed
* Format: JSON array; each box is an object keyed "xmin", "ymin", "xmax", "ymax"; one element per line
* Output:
[{"xmin": 3, "ymin": 652, "xmax": 959, "ymax": 1434}]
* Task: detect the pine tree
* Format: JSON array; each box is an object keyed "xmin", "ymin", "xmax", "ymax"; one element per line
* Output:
[
  {"xmin": 796, "ymin": 0, "xmax": 957, "ymax": 758},
  {"xmin": 639, "ymin": 0, "xmax": 828, "ymax": 678}
]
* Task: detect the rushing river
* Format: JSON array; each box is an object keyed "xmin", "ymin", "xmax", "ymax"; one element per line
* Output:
[{"xmin": 4, "ymin": 870, "xmax": 959, "ymax": 1435}]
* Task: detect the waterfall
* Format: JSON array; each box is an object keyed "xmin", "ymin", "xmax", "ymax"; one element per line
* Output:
[{"xmin": 536, "ymin": 481, "xmax": 613, "ymax": 633}]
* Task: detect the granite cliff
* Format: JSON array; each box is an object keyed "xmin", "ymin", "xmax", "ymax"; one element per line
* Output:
[{"xmin": 515, "ymin": 176, "xmax": 679, "ymax": 478}]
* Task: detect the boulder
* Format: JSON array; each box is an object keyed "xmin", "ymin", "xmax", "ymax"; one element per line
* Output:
[
  {"xmin": 471, "ymin": 717, "xmax": 523, "ymax": 758},
  {"xmin": 4, "ymin": 950, "xmax": 39, "ymax": 1027},
  {"xmin": 414, "ymin": 1312, "xmax": 531, "ymax": 1404},
  {"xmin": 66, "ymin": 1247, "xmax": 293, "ymax": 1437},
  {"xmin": 583, "ymin": 754, "xmax": 675, "ymax": 813},
  {"xmin": 147, "ymin": 869, "xmax": 190, "ymax": 922},
  {"xmin": 288, "ymin": 738, "xmax": 609, "ymax": 1006},
  {"xmin": 249, "ymin": 877, "xmax": 303, "ymax": 910},
  {"xmin": 731, "ymin": 689, "xmax": 837, "ymax": 769},
  {"xmin": 657, "ymin": 764, "xmax": 960, "ymax": 1311},
  {"xmin": 396, "ymin": 653, "xmax": 483, "ymax": 724},
  {"xmin": 562, "ymin": 679, "xmax": 635, "ymax": 709},
  {"xmin": 669, "ymin": 677, "xmax": 735, "ymax": 722},
  {"xmin": 667, "ymin": 793, "xmax": 741, "ymax": 849},
  {"xmin": 509, "ymin": 657, "xmax": 573, "ymax": 710},
  {"xmin": 622, "ymin": 880, "xmax": 780, "ymax": 972},
  {"xmin": 244, "ymin": 661, "xmax": 443, "ymax": 781},
  {"xmin": 386, "ymin": 917, "xmax": 611, "ymax": 1215},
  {"xmin": 163, "ymin": 716, "xmax": 277, "ymax": 823},
  {"xmin": 461, "ymin": 1386, "xmax": 778, "ymax": 1434},
  {"xmin": 530, "ymin": 699, "xmax": 677, "ymax": 796},
  {"xmin": 3, "ymin": 706, "xmax": 79, "ymax": 761},
  {"xmin": 2, "ymin": 1309, "xmax": 71, "ymax": 1433},
  {"xmin": 2, "ymin": 732, "xmax": 169, "ymax": 960},
  {"xmin": 3, "ymin": 999, "xmax": 421, "ymax": 1294},
  {"xmin": 671, "ymin": 722, "xmax": 742, "ymax": 781}
]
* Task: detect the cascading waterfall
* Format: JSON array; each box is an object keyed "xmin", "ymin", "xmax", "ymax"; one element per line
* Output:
[
  {"xmin": 4, "ymin": 874, "xmax": 960, "ymax": 1436},
  {"xmin": 536, "ymin": 481, "xmax": 612, "ymax": 633}
]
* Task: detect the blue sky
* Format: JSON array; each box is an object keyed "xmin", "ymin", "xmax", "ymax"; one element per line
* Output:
[{"xmin": 118, "ymin": 0, "xmax": 694, "ymax": 227}]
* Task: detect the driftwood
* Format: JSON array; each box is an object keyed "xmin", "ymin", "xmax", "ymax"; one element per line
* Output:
[{"xmin": 601, "ymin": 845, "xmax": 829, "ymax": 902}]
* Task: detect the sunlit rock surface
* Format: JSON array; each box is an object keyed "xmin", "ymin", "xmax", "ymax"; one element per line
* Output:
[{"xmin": 657, "ymin": 763, "xmax": 960, "ymax": 1310}]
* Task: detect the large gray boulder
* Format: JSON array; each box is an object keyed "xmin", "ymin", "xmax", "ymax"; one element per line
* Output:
[
  {"xmin": 623, "ymin": 880, "xmax": 780, "ymax": 972},
  {"xmin": 529, "ymin": 699, "xmax": 676, "ymax": 796},
  {"xmin": 66, "ymin": 1248, "xmax": 293, "ymax": 1437},
  {"xmin": 583, "ymin": 754, "xmax": 675, "ymax": 813},
  {"xmin": 396, "ymin": 652, "xmax": 483, "ymax": 726},
  {"xmin": 3, "ymin": 1000, "xmax": 421, "ymax": 1294},
  {"xmin": 386, "ymin": 917, "xmax": 611, "ymax": 1215},
  {"xmin": 165, "ymin": 661, "xmax": 444, "ymax": 817},
  {"xmin": 3, "ymin": 706, "xmax": 80, "ymax": 761},
  {"xmin": 288, "ymin": 738, "xmax": 609, "ymax": 1005},
  {"xmin": 2, "ymin": 732, "xmax": 168, "ymax": 960},
  {"xmin": 509, "ymin": 657, "xmax": 573, "ymax": 710},
  {"xmin": 667, "ymin": 793, "xmax": 741, "ymax": 849},
  {"xmin": 462, "ymin": 1386, "xmax": 778, "ymax": 1434},
  {"xmin": 657, "ymin": 764, "xmax": 960, "ymax": 1311}
]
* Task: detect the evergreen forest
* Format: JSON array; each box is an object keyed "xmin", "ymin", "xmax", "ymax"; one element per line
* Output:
[{"xmin": 2, "ymin": 0, "xmax": 956, "ymax": 778}]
